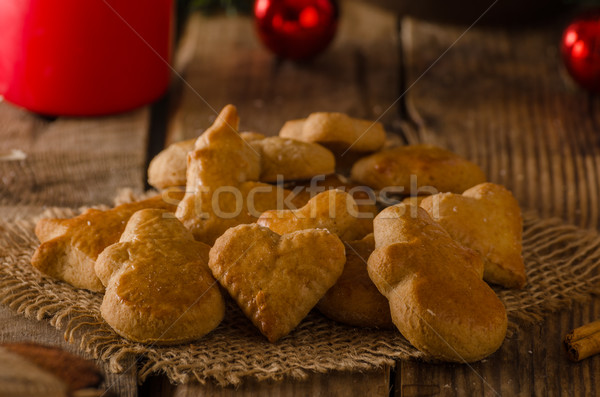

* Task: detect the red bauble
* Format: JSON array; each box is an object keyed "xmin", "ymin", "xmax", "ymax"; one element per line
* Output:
[
  {"xmin": 254, "ymin": 0, "xmax": 339, "ymax": 60},
  {"xmin": 561, "ymin": 10, "xmax": 600, "ymax": 92}
]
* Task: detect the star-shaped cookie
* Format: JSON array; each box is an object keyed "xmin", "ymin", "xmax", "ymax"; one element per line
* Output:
[{"xmin": 31, "ymin": 194, "xmax": 180, "ymax": 292}]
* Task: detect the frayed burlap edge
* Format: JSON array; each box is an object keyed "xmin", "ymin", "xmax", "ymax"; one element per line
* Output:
[{"xmin": 1, "ymin": 208, "xmax": 600, "ymax": 387}]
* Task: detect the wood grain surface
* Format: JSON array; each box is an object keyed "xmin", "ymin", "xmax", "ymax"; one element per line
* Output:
[
  {"xmin": 1, "ymin": 0, "xmax": 600, "ymax": 395},
  {"xmin": 0, "ymin": 101, "xmax": 149, "ymax": 207}
]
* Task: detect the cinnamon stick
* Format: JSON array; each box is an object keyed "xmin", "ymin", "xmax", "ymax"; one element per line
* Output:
[{"xmin": 564, "ymin": 320, "xmax": 600, "ymax": 362}]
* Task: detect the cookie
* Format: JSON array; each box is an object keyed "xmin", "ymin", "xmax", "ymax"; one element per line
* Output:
[
  {"xmin": 250, "ymin": 137, "xmax": 335, "ymax": 182},
  {"xmin": 209, "ymin": 224, "xmax": 345, "ymax": 342},
  {"xmin": 97, "ymin": 209, "xmax": 224, "ymax": 345},
  {"xmin": 368, "ymin": 204, "xmax": 507, "ymax": 362},
  {"xmin": 279, "ymin": 112, "xmax": 386, "ymax": 153},
  {"xmin": 257, "ymin": 189, "xmax": 372, "ymax": 241},
  {"xmin": 31, "ymin": 194, "xmax": 179, "ymax": 292},
  {"xmin": 186, "ymin": 104, "xmax": 261, "ymax": 189},
  {"xmin": 420, "ymin": 183, "xmax": 526, "ymax": 289},
  {"xmin": 147, "ymin": 138, "xmax": 195, "ymax": 190},
  {"xmin": 317, "ymin": 234, "xmax": 393, "ymax": 328},
  {"xmin": 287, "ymin": 174, "xmax": 379, "ymax": 237},
  {"xmin": 350, "ymin": 144, "xmax": 486, "ymax": 194}
]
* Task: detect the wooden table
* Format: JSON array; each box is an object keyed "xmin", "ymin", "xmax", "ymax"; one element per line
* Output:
[{"xmin": 1, "ymin": 1, "xmax": 599, "ymax": 395}]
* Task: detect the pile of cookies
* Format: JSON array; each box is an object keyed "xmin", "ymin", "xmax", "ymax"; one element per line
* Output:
[{"xmin": 31, "ymin": 105, "xmax": 525, "ymax": 363}]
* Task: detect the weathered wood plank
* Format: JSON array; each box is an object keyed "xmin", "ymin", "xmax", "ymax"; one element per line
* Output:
[
  {"xmin": 0, "ymin": 99, "xmax": 49, "ymax": 151},
  {"xmin": 0, "ymin": 101, "xmax": 149, "ymax": 206},
  {"xmin": 0, "ymin": 99, "xmax": 149, "ymax": 155},
  {"xmin": 144, "ymin": 367, "xmax": 390, "ymax": 397},
  {"xmin": 166, "ymin": 0, "xmax": 398, "ymax": 144}
]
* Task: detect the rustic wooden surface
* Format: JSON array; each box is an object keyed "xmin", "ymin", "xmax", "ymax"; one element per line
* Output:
[
  {"xmin": 0, "ymin": 102, "xmax": 149, "ymax": 207},
  {"xmin": 1, "ymin": 0, "xmax": 600, "ymax": 395},
  {"xmin": 0, "ymin": 95, "xmax": 149, "ymax": 396}
]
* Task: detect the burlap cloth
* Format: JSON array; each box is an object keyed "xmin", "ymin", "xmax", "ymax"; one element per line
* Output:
[{"xmin": 1, "ymin": 203, "xmax": 600, "ymax": 387}]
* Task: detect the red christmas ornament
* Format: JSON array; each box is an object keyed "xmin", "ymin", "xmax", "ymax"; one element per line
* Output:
[
  {"xmin": 254, "ymin": 0, "xmax": 339, "ymax": 60},
  {"xmin": 561, "ymin": 10, "xmax": 600, "ymax": 92}
]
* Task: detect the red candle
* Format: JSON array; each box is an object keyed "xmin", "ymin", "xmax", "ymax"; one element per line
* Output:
[{"xmin": 0, "ymin": 0, "xmax": 173, "ymax": 116}]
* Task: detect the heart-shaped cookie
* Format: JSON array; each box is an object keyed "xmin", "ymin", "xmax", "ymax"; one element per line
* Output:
[
  {"xmin": 209, "ymin": 224, "xmax": 346, "ymax": 342},
  {"xmin": 420, "ymin": 182, "xmax": 525, "ymax": 289}
]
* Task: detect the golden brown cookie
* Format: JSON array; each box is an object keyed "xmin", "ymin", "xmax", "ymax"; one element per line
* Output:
[
  {"xmin": 289, "ymin": 174, "xmax": 377, "ymax": 211},
  {"xmin": 186, "ymin": 104, "xmax": 261, "ymax": 190},
  {"xmin": 149, "ymin": 133, "xmax": 333, "ymax": 190},
  {"xmin": 420, "ymin": 183, "xmax": 526, "ymax": 289},
  {"xmin": 279, "ymin": 112, "xmax": 386, "ymax": 153},
  {"xmin": 176, "ymin": 181, "xmax": 306, "ymax": 245},
  {"xmin": 176, "ymin": 106, "xmax": 309, "ymax": 245},
  {"xmin": 250, "ymin": 137, "xmax": 335, "ymax": 182},
  {"xmin": 97, "ymin": 209, "xmax": 224, "ymax": 345},
  {"xmin": 288, "ymin": 174, "xmax": 378, "ymax": 234},
  {"xmin": 367, "ymin": 204, "xmax": 507, "ymax": 362},
  {"xmin": 175, "ymin": 105, "xmax": 275, "ymax": 244},
  {"xmin": 31, "ymin": 194, "xmax": 180, "ymax": 292},
  {"xmin": 401, "ymin": 196, "xmax": 428, "ymax": 207},
  {"xmin": 240, "ymin": 131, "xmax": 266, "ymax": 142},
  {"xmin": 317, "ymin": 234, "xmax": 393, "ymax": 328},
  {"xmin": 257, "ymin": 189, "xmax": 372, "ymax": 241},
  {"xmin": 209, "ymin": 224, "xmax": 345, "ymax": 342},
  {"xmin": 147, "ymin": 138, "xmax": 195, "ymax": 190},
  {"xmin": 350, "ymin": 144, "xmax": 486, "ymax": 193},
  {"xmin": 147, "ymin": 131, "xmax": 265, "ymax": 190}
]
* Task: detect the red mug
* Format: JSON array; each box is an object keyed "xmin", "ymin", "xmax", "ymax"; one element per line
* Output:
[{"xmin": 0, "ymin": 0, "xmax": 173, "ymax": 116}]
